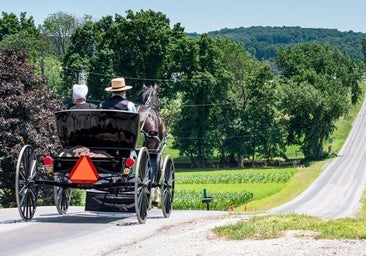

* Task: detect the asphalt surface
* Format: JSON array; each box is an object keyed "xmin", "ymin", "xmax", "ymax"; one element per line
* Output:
[{"xmin": 0, "ymin": 206, "xmax": 230, "ymax": 256}]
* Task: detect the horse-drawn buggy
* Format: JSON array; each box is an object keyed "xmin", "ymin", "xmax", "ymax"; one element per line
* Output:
[{"xmin": 15, "ymin": 88, "xmax": 174, "ymax": 224}]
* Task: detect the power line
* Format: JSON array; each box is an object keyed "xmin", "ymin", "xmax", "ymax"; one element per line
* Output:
[{"xmin": 61, "ymin": 66, "xmax": 218, "ymax": 83}]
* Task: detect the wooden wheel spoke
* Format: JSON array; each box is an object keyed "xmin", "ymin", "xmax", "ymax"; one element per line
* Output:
[
  {"xmin": 55, "ymin": 187, "xmax": 71, "ymax": 215},
  {"xmin": 135, "ymin": 147, "xmax": 152, "ymax": 224},
  {"xmin": 160, "ymin": 156, "xmax": 174, "ymax": 218},
  {"xmin": 16, "ymin": 145, "xmax": 38, "ymax": 221}
]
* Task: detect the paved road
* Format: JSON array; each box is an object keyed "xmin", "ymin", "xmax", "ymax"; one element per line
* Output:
[
  {"xmin": 271, "ymin": 96, "xmax": 366, "ymax": 219},
  {"xmin": 0, "ymin": 206, "xmax": 229, "ymax": 256}
]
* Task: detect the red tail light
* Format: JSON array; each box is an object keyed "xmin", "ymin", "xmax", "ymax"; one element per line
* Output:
[
  {"xmin": 43, "ymin": 156, "xmax": 53, "ymax": 165},
  {"xmin": 125, "ymin": 158, "xmax": 135, "ymax": 168}
]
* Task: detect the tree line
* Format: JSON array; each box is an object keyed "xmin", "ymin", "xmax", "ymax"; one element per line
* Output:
[
  {"xmin": 197, "ymin": 26, "xmax": 366, "ymax": 60},
  {"xmin": 0, "ymin": 10, "xmax": 365, "ymax": 206}
]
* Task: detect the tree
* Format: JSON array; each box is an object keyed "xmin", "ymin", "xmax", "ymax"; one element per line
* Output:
[
  {"xmin": 362, "ymin": 38, "xmax": 366, "ymax": 63},
  {"xmin": 0, "ymin": 30, "xmax": 39, "ymax": 55},
  {"xmin": 62, "ymin": 19, "xmax": 97, "ymax": 101},
  {"xmin": 0, "ymin": 50, "xmax": 62, "ymax": 207},
  {"xmin": 39, "ymin": 55, "xmax": 64, "ymax": 98},
  {"xmin": 112, "ymin": 10, "xmax": 172, "ymax": 79},
  {"xmin": 0, "ymin": 12, "xmax": 39, "ymax": 40},
  {"xmin": 171, "ymin": 34, "xmax": 231, "ymax": 166},
  {"xmin": 41, "ymin": 12, "xmax": 91, "ymax": 59},
  {"xmin": 0, "ymin": 12, "xmax": 46, "ymax": 61},
  {"xmin": 277, "ymin": 43, "xmax": 362, "ymax": 160},
  {"xmin": 63, "ymin": 10, "xmax": 186, "ymax": 102},
  {"xmin": 215, "ymin": 38, "xmax": 286, "ymax": 167}
]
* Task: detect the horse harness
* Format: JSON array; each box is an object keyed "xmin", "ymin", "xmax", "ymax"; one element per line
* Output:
[{"xmin": 139, "ymin": 89, "xmax": 161, "ymax": 144}]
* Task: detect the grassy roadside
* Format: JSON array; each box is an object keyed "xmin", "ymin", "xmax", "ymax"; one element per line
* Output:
[
  {"xmin": 214, "ymin": 86, "xmax": 366, "ymax": 240},
  {"xmin": 245, "ymin": 161, "xmax": 325, "ymax": 212},
  {"xmin": 214, "ymin": 193, "xmax": 366, "ymax": 240}
]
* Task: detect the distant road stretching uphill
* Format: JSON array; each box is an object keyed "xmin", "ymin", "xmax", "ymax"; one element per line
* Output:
[{"xmin": 271, "ymin": 94, "xmax": 366, "ymax": 219}]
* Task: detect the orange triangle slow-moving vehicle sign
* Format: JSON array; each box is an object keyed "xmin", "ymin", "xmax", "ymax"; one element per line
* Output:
[{"xmin": 69, "ymin": 155, "xmax": 99, "ymax": 184}]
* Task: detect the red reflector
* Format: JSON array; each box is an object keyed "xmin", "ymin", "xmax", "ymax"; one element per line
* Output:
[
  {"xmin": 125, "ymin": 158, "xmax": 135, "ymax": 168},
  {"xmin": 69, "ymin": 156, "xmax": 99, "ymax": 184},
  {"xmin": 43, "ymin": 156, "xmax": 53, "ymax": 165}
]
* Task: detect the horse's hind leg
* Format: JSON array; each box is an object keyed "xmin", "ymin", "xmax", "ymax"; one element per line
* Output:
[{"xmin": 158, "ymin": 117, "xmax": 166, "ymax": 142}]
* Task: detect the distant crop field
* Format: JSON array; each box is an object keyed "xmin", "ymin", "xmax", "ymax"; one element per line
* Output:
[{"xmin": 173, "ymin": 168, "xmax": 296, "ymax": 210}]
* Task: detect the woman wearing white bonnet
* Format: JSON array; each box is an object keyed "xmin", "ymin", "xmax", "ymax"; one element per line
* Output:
[
  {"xmin": 73, "ymin": 84, "xmax": 88, "ymax": 101},
  {"xmin": 64, "ymin": 84, "xmax": 97, "ymax": 109}
]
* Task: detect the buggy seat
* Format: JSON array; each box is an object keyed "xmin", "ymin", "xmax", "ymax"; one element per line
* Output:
[{"xmin": 55, "ymin": 109, "xmax": 142, "ymax": 150}]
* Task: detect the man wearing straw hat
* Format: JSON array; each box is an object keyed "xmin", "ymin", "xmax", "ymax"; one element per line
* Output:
[{"xmin": 99, "ymin": 77, "xmax": 137, "ymax": 112}]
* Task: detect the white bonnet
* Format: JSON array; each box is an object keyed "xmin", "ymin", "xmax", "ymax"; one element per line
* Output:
[{"xmin": 72, "ymin": 84, "xmax": 88, "ymax": 100}]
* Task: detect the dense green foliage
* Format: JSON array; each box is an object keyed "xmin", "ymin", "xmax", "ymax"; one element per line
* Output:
[
  {"xmin": 0, "ymin": 50, "xmax": 62, "ymax": 207},
  {"xmin": 41, "ymin": 12, "xmax": 91, "ymax": 60},
  {"xmin": 0, "ymin": 12, "xmax": 46, "ymax": 61},
  {"xmin": 278, "ymin": 43, "xmax": 363, "ymax": 160},
  {"xmin": 190, "ymin": 26, "xmax": 366, "ymax": 60},
  {"xmin": 62, "ymin": 10, "xmax": 186, "ymax": 103}
]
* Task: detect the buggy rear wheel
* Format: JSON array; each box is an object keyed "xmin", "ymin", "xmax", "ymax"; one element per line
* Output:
[
  {"xmin": 134, "ymin": 147, "xmax": 152, "ymax": 224},
  {"xmin": 15, "ymin": 145, "xmax": 39, "ymax": 221},
  {"xmin": 54, "ymin": 177, "xmax": 72, "ymax": 215},
  {"xmin": 160, "ymin": 155, "xmax": 175, "ymax": 218}
]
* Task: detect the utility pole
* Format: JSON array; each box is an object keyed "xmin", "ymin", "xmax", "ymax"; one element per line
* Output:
[
  {"xmin": 40, "ymin": 58, "xmax": 45, "ymax": 82},
  {"xmin": 76, "ymin": 70, "xmax": 87, "ymax": 84}
]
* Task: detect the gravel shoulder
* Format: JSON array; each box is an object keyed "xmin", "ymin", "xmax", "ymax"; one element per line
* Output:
[{"xmin": 104, "ymin": 211, "xmax": 366, "ymax": 256}]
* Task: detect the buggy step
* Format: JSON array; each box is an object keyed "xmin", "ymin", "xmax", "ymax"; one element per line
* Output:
[{"xmin": 85, "ymin": 190, "xmax": 135, "ymax": 212}]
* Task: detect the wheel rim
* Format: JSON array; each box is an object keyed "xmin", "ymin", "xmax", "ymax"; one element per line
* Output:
[
  {"xmin": 161, "ymin": 156, "xmax": 175, "ymax": 218},
  {"xmin": 55, "ymin": 180, "xmax": 72, "ymax": 215},
  {"xmin": 134, "ymin": 147, "xmax": 152, "ymax": 224},
  {"xmin": 15, "ymin": 145, "xmax": 38, "ymax": 221}
]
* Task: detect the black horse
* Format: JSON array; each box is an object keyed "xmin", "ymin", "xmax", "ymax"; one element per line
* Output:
[{"xmin": 138, "ymin": 84, "xmax": 166, "ymax": 150}]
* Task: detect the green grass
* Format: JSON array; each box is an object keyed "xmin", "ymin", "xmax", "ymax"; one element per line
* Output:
[
  {"xmin": 213, "ymin": 207, "xmax": 366, "ymax": 240},
  {"xmin": 214, "ymin": 191, "xmax": 366, "ymax": 240},
  {"xmin": 245, "ymin": 161, "xmax": 325, "ymax": 212}
]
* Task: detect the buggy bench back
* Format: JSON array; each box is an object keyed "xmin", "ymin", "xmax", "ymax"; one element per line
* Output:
[{"xmin": 55, "ymin": 109, "xmax": 142, "ymax": 149}]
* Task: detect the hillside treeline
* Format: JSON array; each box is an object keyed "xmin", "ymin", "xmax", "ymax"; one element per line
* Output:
[
  {"xmin": 0, "ymin": 10, "xmax": 365, "ymax": 207},
  {"xmin": 188, "ymin": 26, "xmax": 366, "ymax": 60}
]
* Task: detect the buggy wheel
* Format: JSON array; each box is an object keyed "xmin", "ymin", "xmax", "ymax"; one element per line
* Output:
[
  {"xmin": 160, "ymin": 155, "xmax": 175, "ymax": 218},
  {"xmin": 134, "ymin": 147, "xmax": 152, "ymax": 224},
  {"xmin": 54, "ymin": 177, "xmax": 72, "ymax": 215},
  {"xmin": 15, "ymin": 145, "xmax": 39, "ymax": 221}
]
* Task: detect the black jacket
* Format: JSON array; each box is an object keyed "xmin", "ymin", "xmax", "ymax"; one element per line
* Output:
[
  {"xmin": 99, "ymin": 95, "xmax": 130, "ymax": 111},
  {"xmin": 64, "ymin": 102, "xmax": 97, "ymax": 110}
]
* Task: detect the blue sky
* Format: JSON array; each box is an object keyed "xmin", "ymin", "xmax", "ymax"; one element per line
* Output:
[{"xmin": 2, "ymin": 0, "xmax": 365, "ymax": 33}]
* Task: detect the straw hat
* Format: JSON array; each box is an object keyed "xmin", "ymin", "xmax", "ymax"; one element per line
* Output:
[{"xmin": 105, "ymin": 77, "xmax": 132, "ymax": 92}]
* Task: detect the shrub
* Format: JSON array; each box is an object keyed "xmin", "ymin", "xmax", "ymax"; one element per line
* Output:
[{"xmin": 0, "ymin": 50, "xmax": 62, "ymax": 207}]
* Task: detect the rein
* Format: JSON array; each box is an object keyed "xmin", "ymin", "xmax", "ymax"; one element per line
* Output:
[{"xmin": 144, "ymin": 88, "xmax": 153, "ymax": 107}]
